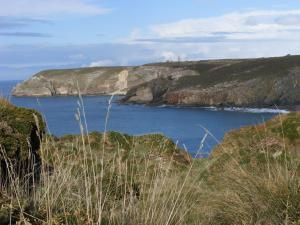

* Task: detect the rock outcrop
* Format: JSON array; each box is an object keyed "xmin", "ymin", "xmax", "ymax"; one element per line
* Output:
[
  {"xmin": 13, "ymin": 65, "xmax": 198, "ymax": 96},
  {"xmin": 0, "ymin": 99, "xmax": 45, "ymax": 187},
  {"xmin": 13, "ymin": 55, "xmax": 300, "ymax": 108},
  {"xmin": 123, "ymin": 56, "xmax": 300, "ymax": 108}
]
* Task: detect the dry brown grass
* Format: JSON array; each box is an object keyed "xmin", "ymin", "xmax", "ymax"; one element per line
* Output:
[
  {"xmin": 0, "ymin": 133, "xmax": 205, "ymax": 225},
  {"xmin": 2, "ymin": 130, "xmax": 298, "ymax": 225},
  {"xmin": 199, "ymin": 157, "xmax": 300, "ymax": 225},
  {"xmin": 0, "ymin": 99, "xmax": 299, "ymax": 225},
  {"xmin": 0, "ymin": 98, "xmax": 11, "ymax": 107}
]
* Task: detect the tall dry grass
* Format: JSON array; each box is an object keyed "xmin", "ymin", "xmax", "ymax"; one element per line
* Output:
[
  {"xmin": 0, "ymin": 98, "xmax": 11, "ymax": 108},
  {"xmin": 199, "ymin": 156, "xmax": 300, "ymax": 225},
  {"xmin": 0, "ymin": 95, "xmax": 207, "ymax": 225},
  {"xmin": 0, "ymin": 94, "xmax": 299, "ymax": 225}
]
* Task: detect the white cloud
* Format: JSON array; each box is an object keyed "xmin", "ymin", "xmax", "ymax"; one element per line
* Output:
[
  {"xmin": 129, "ymin": 28, "xmax": 142, "ymax": 40},
  {"xmin": 161, "ymin": 51, "xmax": 177, "ymax": 61},
  {"xmin": 123, "ymin": 9, "xmax": 300, "ymax": 61},
  {"xmin": 143, "ymin": 41, "xmax": 297, "ymax": 64},
  {"xmin": 160, "ymin": 51, "xmax": 187, "ymax": 62},
  {"xmin": 1, "ymin": 40, "xmax": 300, "ymax": 81},
  {"xmin": 0, "ymin": 61, "xmax": 76, "ymax": 69},
  {"xmin": 144, "ymin": 9, "xmax": 300, "ymax": 42},
  {"xmin": 88, "ymin": 60, "xmax": 114, "ymax": 67},
  {"xmin": 68, "ymin": 53, "xmax": 86, "ymax": 60},
  {"xmin": 0, "ymin": 0, "xmax": 110, "ymax": 16}
]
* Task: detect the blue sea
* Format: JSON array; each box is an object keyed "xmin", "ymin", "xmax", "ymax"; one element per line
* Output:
[{"xmin": 0, "ymin": 80, "xmax": 284, "ymax": 157}]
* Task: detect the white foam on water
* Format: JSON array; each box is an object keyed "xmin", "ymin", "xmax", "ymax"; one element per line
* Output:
[
  {"xmin": 223, "ymin": 107, "xmax": 290, "ymax": 114},
  {"xmin": 154, "ymin": 104, "xmax": 290, "ymax": 114},
  {"xmin": 157, "ymin": 104, "xmax": 167, "ymax": 108},
  {"xmin": 200, "ymin": 106, "xmax": 290, "ymax": 114},
  {"xmin": 202, "ymin": 106, "xmax": 218, "ymax": 111}
]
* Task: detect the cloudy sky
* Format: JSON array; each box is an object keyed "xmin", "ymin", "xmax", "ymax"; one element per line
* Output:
[{"xmin": 1, "ymin": 0, "xmax": 300, "ymax": 80}]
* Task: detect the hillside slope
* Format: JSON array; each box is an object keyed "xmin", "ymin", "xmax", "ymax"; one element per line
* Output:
[
  {"xmin": 123, "ymin": 55, "xmax": 300, "ymax": 108},
  {"xmin": 12, "ymin": 65, "xmax": 198, "ymax": 96},
  {"xmin": 13, "ymin": 55, "xmax": 300, "ymax": 108},
  {"xmin": 198, "ymin": 112, "xmax": 300, "ymax": 224}
]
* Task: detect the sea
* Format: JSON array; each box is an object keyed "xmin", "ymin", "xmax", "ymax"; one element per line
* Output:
[{"xmin": 0, "ymin": 80, "xmax": 288, "ymax": 157}]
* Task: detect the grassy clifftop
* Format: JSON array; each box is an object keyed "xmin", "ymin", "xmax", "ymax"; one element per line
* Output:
[
  {"xmin": 12, "ymin": 63, "xmax": 198, "ymax": 97},
  {"xmin": 124, "ymin": 55, "xmax": 300, "ymax": 107},
  {"xmin": 173, "ymin": 55, "xmax": 300, "ymax": 88},
  {"xmin": 212, "ymin": 112, "xmax": 300, "ymax": 162},
  {"xmin": 201, "ymin": 112, "xmax": 300, "ymax": 224},
  {"xmin": 14, "ymin": 55, "xmax": 300, "ymax": 108},
  {"xmin": 147, "ymin": 55, "xmax": 300, "ymax": 87}
]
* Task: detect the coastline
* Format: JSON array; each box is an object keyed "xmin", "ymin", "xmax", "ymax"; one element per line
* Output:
[
  {"xmin": 119, "ymin": 100, "xmax": 296, "ymax": 113},
  {"xmin": 12, "ymin": 92, "xmax": 296, "ymax": 114}
]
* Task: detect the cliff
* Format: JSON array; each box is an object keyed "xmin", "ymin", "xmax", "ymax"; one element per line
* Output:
[
  {"xmin": 13, "ymin": 65, "xmax": 198, "ymax": 96},
  {"xmin": 13, "ymin": 55, "xmax": 300, "ymax": 108},
  {"xmin": 123, "ymin": 55, "xmax": 300, "ymax": 108}
]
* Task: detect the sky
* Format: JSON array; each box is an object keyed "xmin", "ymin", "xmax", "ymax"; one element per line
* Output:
[{"xmin": 1, "ymin": 0, "xmax": 300, "ymax": 80}]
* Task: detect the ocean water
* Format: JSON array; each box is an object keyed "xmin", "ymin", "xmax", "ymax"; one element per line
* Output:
[{"xmin": 0, "ymin": 80, "xmax": 280, "ymax": 156}]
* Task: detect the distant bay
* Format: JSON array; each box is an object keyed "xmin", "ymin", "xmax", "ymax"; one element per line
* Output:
[{"xmin": 0, "ymin": 80, "xmax": 278, "ymax": 156}]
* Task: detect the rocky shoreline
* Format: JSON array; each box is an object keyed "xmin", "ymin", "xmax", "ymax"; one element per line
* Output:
[
  {"xmin": 119, "ymin": 101, "xmax": 297, "ymax": 114},
  {"xmin": 13, "ymin": 55, "xmax": 300, "ymax": 109}
]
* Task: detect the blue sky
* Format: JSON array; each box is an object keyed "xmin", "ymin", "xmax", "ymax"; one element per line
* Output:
[{"xmin": 1, "ymin": 0, "xmax": 300, "ymax": 80}]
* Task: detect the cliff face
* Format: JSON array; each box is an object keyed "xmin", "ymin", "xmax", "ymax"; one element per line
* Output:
[
  {"xmin": 123, "ymin": 56, "xmax": 300, "ymax": 107},
  {"xmin": 13, "ymin": 55, "xmax": 300, "ymax": 108},
  {"xmin": 13, "ymin": 65, "xmax": 198, "ymax": 96}
]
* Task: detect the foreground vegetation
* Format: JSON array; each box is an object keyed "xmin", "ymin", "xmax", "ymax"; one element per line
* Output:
[{"xmin": 0, "ymin": 100, "xmax": 299, "ymax": 224}]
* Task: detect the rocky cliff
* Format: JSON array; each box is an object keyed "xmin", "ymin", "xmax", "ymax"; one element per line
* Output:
[
  {"xmin": 13, "ymin": 65, "xmax": 198, "ymax": 96},
  {"xmin": 13, "ymin": 55, "xmax": 300, "ymax": 108},
  {"xmin": 123, "ymin": 55, "xmax": 300, "ymax": 108}
]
